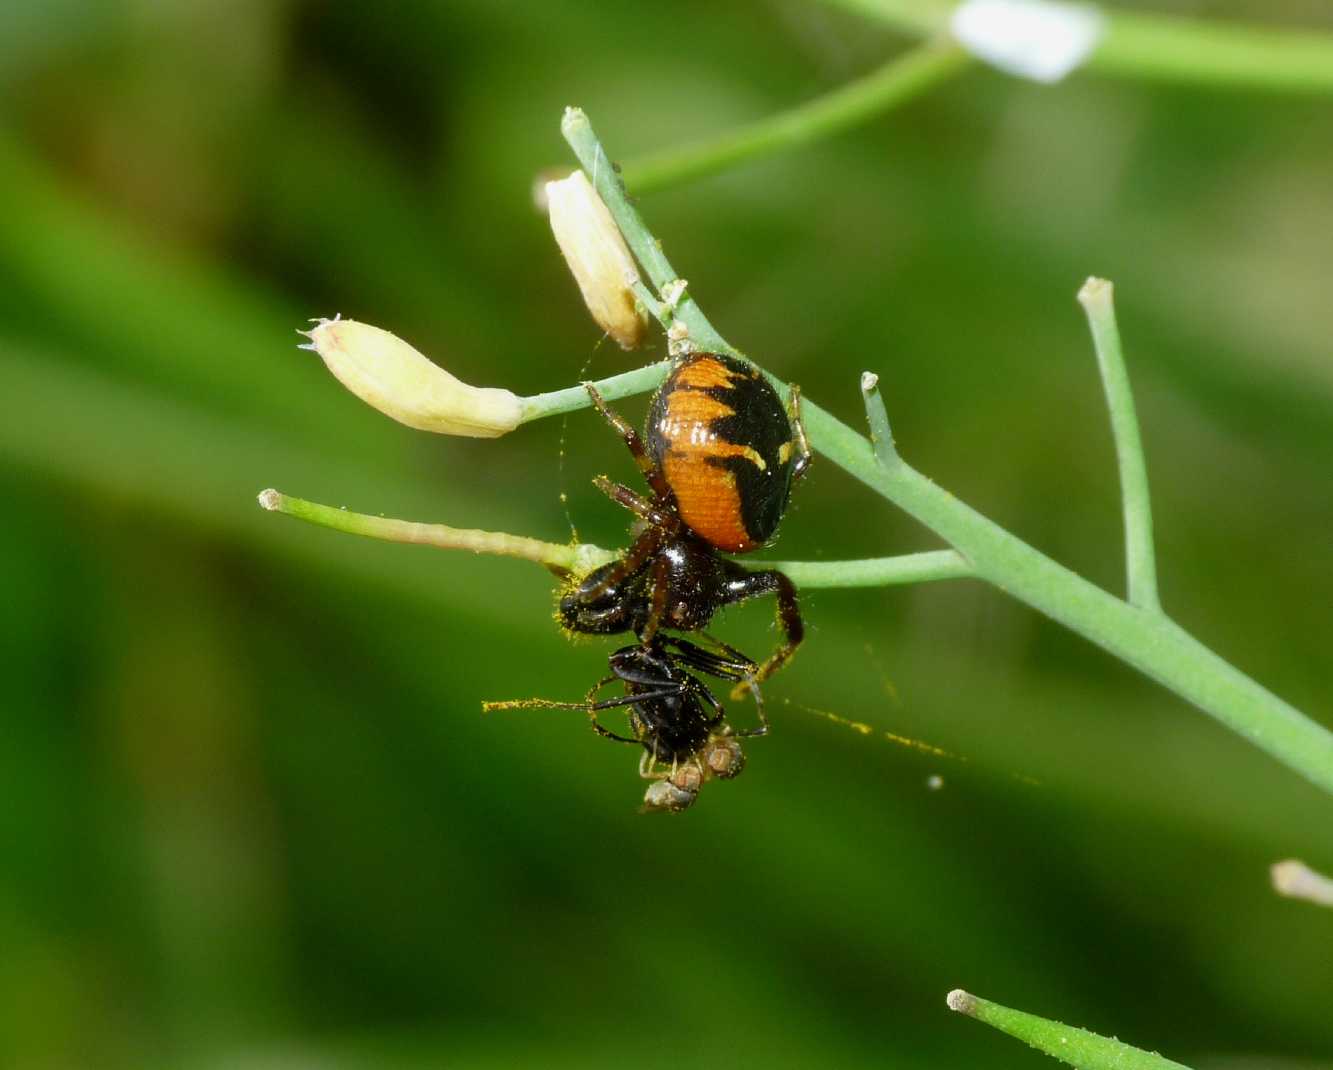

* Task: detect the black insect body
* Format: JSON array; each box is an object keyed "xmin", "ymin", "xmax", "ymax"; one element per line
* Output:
[
  {"xmin": 560, "ymin": 351, "xmax": 811, "ymax": 685},
  {"xmin": 485, "ymin": 635, "xmax": 764, "ymax": 813}
]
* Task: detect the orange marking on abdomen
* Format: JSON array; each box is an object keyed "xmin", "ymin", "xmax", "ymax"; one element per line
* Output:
[
  {"xmin": 662, "ymin": 454, "xmax": 757, "ymax": 552},
  {"xmin": 655, "ymin": 390, "xmax": 766, "ymax": 471},
  {"xmin": 673, "ymin": 356, "xmax": 743, "ymax": 391},
  {"xmin": 658, "ymin": 388, "xmax": 734, "ymax": 429}
]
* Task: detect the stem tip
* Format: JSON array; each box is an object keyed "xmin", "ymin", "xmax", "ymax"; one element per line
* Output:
[
  {"xmin": 1271, "ymin": 858, "xmax": 1333, "ymax": 906},
  {"xmin": 561, "ymin": 106, "xmax": 588, "ymax": 137},
  {"xmin": 860, "ymin": 370, "xmax": 879, "ymax": 392},
  {"xmin": 1078, "ymin": 275, "xmax": 1113, "ymax": 305},
  {"xmin": 946, "ymin": 989, "xmax": 977, "ymax": 1015},
  {"xmin": 258, "ymin": 488, "xmax": 282, "ymax": 511}
]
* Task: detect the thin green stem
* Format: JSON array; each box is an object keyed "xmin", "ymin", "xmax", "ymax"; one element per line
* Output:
[
  {"xmin": 259, "ymin": 488, "xmax": 969, "ymax": 591},
  {"xmin": 946, "ymin": 989, "xmax": 1192, "ymax": 1070},
  {"xmin": 1096, "ymin": 10, "xmax": 1333, "ymax": 93},
  {"xmin": 551, "ymin": 113, "xmax": 1333, "ymax": 796},
  {"xmin": 766, "ymin": 550, "xmax": 971, "ymax": 588},
  {"xmin": 619, "ymin": 43, "xmax": 969, "ymax": 195},
  {"xmin": 519, "ymin": 361, "xmax": 671, "ymax": 423},
  {"xmin": 562, "ymin": 108, "xmax": 736, "ymax": 358},
  {"xmin": 1270, "ymin": 859, "xmax": 1333, "ymax": 908},
  {"xmin": 860, "ymin": 370, "xmax": 899, "ymax": 468},
  {"xmin": 257, "ymin": 489, "xmax": 617, "ymax": 575},
  {"xmin": 815, "ymin": 0, "xmax": 947, "ymax": 36},
  {"xmin": 817, "ymin": 0, "xmax": 1333, "ymax": 95},
  {"xmin": 793, "ymin": 395, "xmax": 1333, "ymax": 795},
  {"xmin": 1079, "ymin": 277, "xmax": 1159, "ymax": 612}
]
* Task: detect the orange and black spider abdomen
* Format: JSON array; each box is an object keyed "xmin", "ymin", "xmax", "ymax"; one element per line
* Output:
[{"xmin": 647, "ymin": 353, "xmax": 796, "ymax": 553}]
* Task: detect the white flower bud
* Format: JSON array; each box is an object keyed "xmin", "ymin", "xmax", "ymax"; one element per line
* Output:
[
  {"xmin": 301, "ymin": 317, "xmax": 522, "ymax": 437},
  {"xmin": 545, "ymin": 170, "xmax": 647, "ymax": 350}
]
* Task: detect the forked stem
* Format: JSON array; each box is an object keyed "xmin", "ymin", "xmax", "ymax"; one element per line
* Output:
[
  {"xmin": 553, "ymin": 110, "xmax": 1333, "ymax": 796},
  {"xmin": 1079, "ymin": 277, "xmax": 1160, "ymax": 611}
]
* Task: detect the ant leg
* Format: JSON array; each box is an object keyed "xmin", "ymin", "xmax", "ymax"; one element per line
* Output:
[
  {"xmin": 584, "ymin": 383, "xmax": 672, "ymax": 500},
  {"xmin": 592, "ymin": 476, "xmax": 677, "ymax": 530},
  {"xmin": 639, "ymin": 742, "xmax": 668, "ymax": 780},
  {"xmin": 686, "ymin": 676, "xmax": 728, "ymax": 733},
  {"xmin": 580, "ymin": 676, "xmax": 640, "ymax": 744},
  {"xmin": 732, "ymin": 679, "xmax": 768, "ymax": 738},
  {"xmin": 584, "ymin": 684, "xmax": 689, "ymax": 745},
  {"xmin": 786, "ymin": 384, "xmax": 813, "ymax": 486},
  {"xmin": 588, "ymin": 720, "xmax": 640, "ymax": 746},
  {"xmin": 674, "ymin": 633, "xmax": 760, "ymax": 681},
  {"xmin": 685, "ymin": 661, "xmax": 766, "ymax": 737}
]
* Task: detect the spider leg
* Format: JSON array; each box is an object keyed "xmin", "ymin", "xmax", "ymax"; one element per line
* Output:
[
  {"xmin": 640, "ymin": 553, "xmax": 672, "ymax": 645},
  {"xmin": 716, "ymin": 567, "xmax": 803, "ymax": 690},
  {"xmin": 593, "ymin": 476, "xmax": 677, "ymax": 530},
  {"xmin": 584, "ymin": 382, "xmax": 672, "ymax": 500},
  {"xmin": 571, "ymin": 526, "xmax": 663, "ymax": 609},
  {"xmin": 786, "ymin": 383, "xmax": 813, "ymax": 486}
]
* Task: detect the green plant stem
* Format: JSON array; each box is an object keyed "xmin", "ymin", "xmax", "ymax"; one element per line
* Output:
[
  {"xmin": 1079, "ymin": 277, "xmax": 1159, "ymax": 611},
  {"xmin": 563, "ymin": 108, "xmax": 736, "ymax": 358},
  {"xmin": 767, "ymin": 550, "xmax": 971, "ymax": 587},
  {"xmin": 946, "ymin": 989, "xmax": 1192, "ymax": 1070},
  {"xmin": 258, "ymin": 489, "xmax": 616, "ymax": 575},
  {"xmin": 519, "ymin": 361, "xmax": 671, "ymax": 423},
  {"xmin": 860, "ymin": 370, "xmax": 899, "ymax": 467},
  {"xmin": 557, "ymin": 111, "xmax": 1333, "ymax": 795},
  {"xmin": 817, "ymin": 0, "xmax": 1333, "ymax": 95},
  {"xmin": 619, "ymin": 42, "xmax": 969, "ymax": 195},
  {"xmin": 258, "ymin": 488, "xmax": 972, "ymax": 590},
  {"xmin": 1097, "ymin": 10, "xmax": 1333, "ymax": 93},
  {"xmin": 782, "ymin": 398, "xmax": 1333, "ymax": 795},
  {"xmin": 1270, "ymin": 859, "xmax": 1333, "ymax": 908}
]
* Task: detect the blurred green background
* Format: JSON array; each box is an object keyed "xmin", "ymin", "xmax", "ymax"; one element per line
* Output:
[{"xmin": 2, "ymin": 2, "xmax": 1331, "ymax": 1067}]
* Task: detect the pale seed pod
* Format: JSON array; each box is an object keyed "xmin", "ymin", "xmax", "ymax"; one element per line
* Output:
[
  {"xmin": 545, "ymin": 170, "xmax": 647, "ymax": 350},
  {"xmin": 301, "ymin": 317, "xmax": 522, "ymax": 438}
]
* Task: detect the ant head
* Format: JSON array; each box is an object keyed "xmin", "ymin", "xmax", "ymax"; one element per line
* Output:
[
  {"xmin": 641, "ymin": 763, "xmax": 704, "ymax": 814},
  {"xmin": 703, "ymin": 733, "xmax": 746, "ymax": 780},
  {"xmin": 641, "ymin": 779, "xmax": 697, "ymax": 813}
]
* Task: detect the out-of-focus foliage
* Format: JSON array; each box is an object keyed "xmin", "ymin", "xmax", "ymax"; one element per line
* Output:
[{"xmin": 1, "ymin": 2, "xmax": 1330, "ymax": 1068}]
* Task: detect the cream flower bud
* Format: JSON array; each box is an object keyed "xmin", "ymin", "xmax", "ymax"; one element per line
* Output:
[
  {"xmin": 545, "ymin": 170, "xmax": 647, "ymax": 350},
  {"xmin": 301, "ymin": 317, "xmax": 521, "ymax": 437}
]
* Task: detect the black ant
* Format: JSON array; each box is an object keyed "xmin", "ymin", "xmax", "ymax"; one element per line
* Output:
[{"xmin": 485, "ymin": 633, "xmax": 766, "ymax": 812}]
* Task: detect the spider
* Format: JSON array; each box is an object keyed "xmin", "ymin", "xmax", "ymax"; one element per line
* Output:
[{"xmin": 559, "ymin": 351, "xmax": 811, "ymax": 686}]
